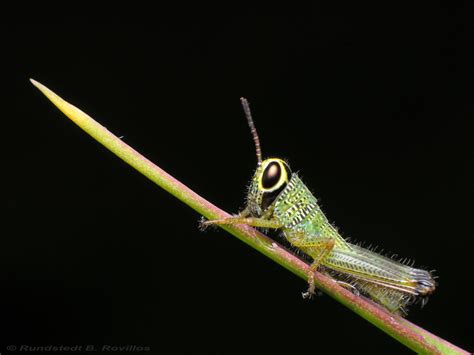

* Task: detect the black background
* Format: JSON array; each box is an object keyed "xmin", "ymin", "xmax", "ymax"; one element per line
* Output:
[{"xmin": 2, "ymin": 4, "xmax": 472, "ymax": 354}]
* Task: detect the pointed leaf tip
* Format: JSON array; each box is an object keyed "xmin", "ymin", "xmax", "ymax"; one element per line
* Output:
[
  {"xmin": 30, "ymin": 78, "xmax": 40, "ymax": 87},
  {"xmin": 30, "ymin": 79, "xmax": 49, "ymax": 94}
]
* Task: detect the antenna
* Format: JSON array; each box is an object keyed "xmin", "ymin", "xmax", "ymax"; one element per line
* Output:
[{"xmin": 240, "ymin": 97, "xmax": 262, "ymax": 166}]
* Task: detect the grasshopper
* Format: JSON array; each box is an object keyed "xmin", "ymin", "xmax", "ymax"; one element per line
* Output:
[{"xmin": 203, "ymin": 98, "xmax": 436, "ymax": 315}]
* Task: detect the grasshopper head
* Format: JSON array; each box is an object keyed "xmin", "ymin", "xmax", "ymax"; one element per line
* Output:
[{"xmin": 246, "ymin": 158, "xmax": 292, "ymax": 216}]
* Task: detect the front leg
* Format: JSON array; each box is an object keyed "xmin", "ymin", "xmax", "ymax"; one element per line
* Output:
[{"xmin": 202, "ymin": 216, "xmax": 283, "ymax": 229}]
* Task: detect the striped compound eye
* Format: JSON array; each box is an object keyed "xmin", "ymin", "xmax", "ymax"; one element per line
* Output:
[
  {"xmin": 259, "ymin": 158, "xmax": 292, "ymax": 210},
  {"xmin": 260, "ymin": 159, "xmax": 291, "ymax": 192},
  {"xmin": 262, "ymin": 161, "xmax": 282, "ymax": 189}
]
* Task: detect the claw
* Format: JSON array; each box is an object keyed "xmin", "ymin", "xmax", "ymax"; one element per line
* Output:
[
  {"xmin": 198, "ymin": 217, "xmax": 212, "ymax": 231},
  {"xmin": 302, "ymin": 273, "xmax": 317, "ymax": 299}
]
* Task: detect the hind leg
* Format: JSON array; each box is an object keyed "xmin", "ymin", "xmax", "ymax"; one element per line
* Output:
[{"xmin": 286, "ymin": 233, "xmax": 335, "ymax": 298}]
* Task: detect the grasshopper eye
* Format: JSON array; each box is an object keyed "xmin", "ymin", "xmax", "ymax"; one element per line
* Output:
[
  {"xmin": 262, "ymin": 161, "xmax": 282, "ymax": 189},
  {"xmin": 260, "ymin": 159, "xmax": 291, "ymax": 192},
  {"xmin": 260, "ymin": 159, "xmax": 291, "ymax": 210}
]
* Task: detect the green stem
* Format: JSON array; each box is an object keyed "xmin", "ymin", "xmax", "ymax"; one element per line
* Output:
[{"xmin": 31, "ymin": 79, "xmax": 469, "ymax": 355}]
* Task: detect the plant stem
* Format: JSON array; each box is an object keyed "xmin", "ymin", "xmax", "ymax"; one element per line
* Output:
[{"xmin": 30, "ymin": 79, "xmax": 469, "ymax": 355}]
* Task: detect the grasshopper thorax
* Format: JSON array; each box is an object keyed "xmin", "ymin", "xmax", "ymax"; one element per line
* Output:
[{"xmin": 247, "ymin": 158, "xmax": 292, "ymax": 216}]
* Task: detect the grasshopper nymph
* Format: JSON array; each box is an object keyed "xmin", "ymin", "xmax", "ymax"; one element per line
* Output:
[{"xmin": 203, "ymin": 98, "xmax": 436, "ymax": 316}]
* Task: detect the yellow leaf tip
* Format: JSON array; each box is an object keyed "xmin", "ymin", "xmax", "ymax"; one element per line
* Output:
[
  {"xmin": 29, "ymin": 78, "xmax": 45, "ymax": 91},
  {"xmin": 29, "ymin": 79, "xmax": 56, "ymax": 101}
]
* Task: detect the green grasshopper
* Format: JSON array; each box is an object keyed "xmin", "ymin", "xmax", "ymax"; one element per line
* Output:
[{"xmin": 203, "ymin": 98, "xmax": 436, "ymax": 315}]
